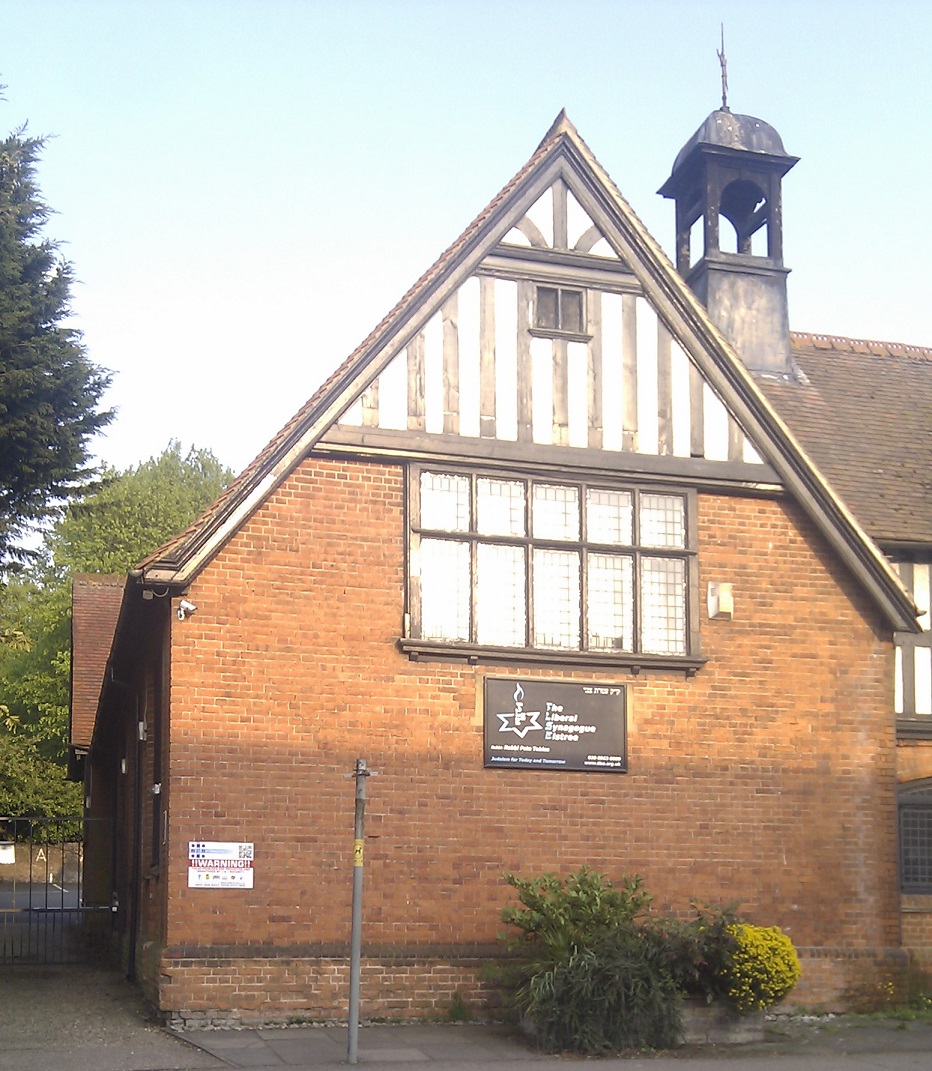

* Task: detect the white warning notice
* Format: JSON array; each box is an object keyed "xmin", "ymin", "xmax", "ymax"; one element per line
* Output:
[{"xmin": 188, "ymin": 841, "xmax": 254, "ymax": 889}]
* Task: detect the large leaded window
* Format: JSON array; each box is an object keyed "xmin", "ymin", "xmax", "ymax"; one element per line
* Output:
[
  {"xmin": 406, "ymin": 468, "xmax": 698, "ymax": 664},
  {"xmin": 900, "ymin": 780, "xmax": 932, "ymax": 893}
]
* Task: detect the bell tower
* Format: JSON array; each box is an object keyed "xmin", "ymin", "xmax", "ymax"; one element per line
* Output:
[{"xmin": 658, "ymin": 109, "xmax": 799, "ymax": 376}]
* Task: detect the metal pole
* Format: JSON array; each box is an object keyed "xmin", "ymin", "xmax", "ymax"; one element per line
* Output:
[{"xmin": 347, "ymin": 757, "xmax": 368, "ymax": 1064}]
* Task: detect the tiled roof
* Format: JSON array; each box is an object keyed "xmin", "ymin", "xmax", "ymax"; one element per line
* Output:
[
  {"xmin": 70, "ymin": 574, "xmax": 125, "ymax": 749},
  {"xmin": 760, "ymin": 333, "xmax": 932, "ymax": 546}
]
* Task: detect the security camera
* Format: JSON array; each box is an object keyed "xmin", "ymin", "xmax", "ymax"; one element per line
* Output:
[{"xmin": 177, "ymin": 599, "xmax": 197, "ymax": 620}]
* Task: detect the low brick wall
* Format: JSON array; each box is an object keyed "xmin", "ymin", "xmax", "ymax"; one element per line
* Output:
[
  {"xmin": 160, "ymin": 947, "xmax": 507, "ymax": 1028},
  {"xmin": 158, "ymin": 945, "xmax": 906, "ymax": 1026}
]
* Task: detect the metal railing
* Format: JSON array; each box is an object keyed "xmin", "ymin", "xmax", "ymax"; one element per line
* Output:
[{"xmin": 0, "ymin": 816, "xmax": 114, "ymax": 965}]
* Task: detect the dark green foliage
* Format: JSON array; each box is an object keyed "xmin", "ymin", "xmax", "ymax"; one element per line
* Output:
[
  {"xmin": 522, "ymin": 930, "xmax": 681, "ymax": 1053},
  {"xmin": 502, "ymin": 866, "xmax": 652, "ymax": 959},
  {"xmin": 0, "ymin": 442, "xmax": 232, "ymax": 801},
  {"xmin": 500, "ymin": 867, "xmax": 681, "ymax": 1053},
  {"xmin": 497, "ymin": 869, "xmax": 776, "ymax": 1053},
  {"xmin": 0, "ymin": 121, "xmax": 113, "ymax": 567},
  {"xmin": 654, "ymin": 902, "xmax": 741, "ymax": 1004},
  {"xmin": 0, "ymin": 732, "xmax": 81, "ymax": 829}
]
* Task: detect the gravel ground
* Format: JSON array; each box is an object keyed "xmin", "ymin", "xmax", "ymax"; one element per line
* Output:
[{"xmin": 0, "ymin": 964, "xmax": 222, "ymax": 1071}]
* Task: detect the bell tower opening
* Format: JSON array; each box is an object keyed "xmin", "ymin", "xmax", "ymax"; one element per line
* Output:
[{"xmin": 658, "ymin": 109, "xmax": 799, "ymax": 376}]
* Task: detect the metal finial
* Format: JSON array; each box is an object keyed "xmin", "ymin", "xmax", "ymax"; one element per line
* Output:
[{"xmin": 717, "ymin": 24, "xmax": 729, "ymax": 111}]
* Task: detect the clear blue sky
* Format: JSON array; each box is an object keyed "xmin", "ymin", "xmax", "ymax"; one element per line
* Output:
[{"xmin": 2, "ymin": 0, "xmax": 930, "ymax": 475}]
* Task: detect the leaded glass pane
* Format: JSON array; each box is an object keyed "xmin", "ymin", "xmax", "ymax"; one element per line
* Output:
[
  {"xmin": 420, "ymin": 472, "xmax": 469, "ymax": 532},
  {"xmin": 640, "ymin": 556, "xmax": 686, "ymax": 655},
  {"xmin": 536, "ymin": 287, "xmax": 558, "ymax": 330},
  {"xmin": 586, "ymin": 488, "xmax": 633, "ymax": 545},
  {"xmin": 640, "ymin": 493, "xmax": 686, "ymax": 549},
  {"xmin": 901, "ymin": 806, "xmax": 932, "ymax": 890},
  {"xmin": 561, "ymin": 289, "xmax": 584, "ymax": 333},
  {"xmin": 587, "ymin": 553, "xmax": 634, "ymax": 651},
  {"xmin": 477, "ymin": 543, "xmax": 526, "ymax": 646},
  {"xmin": 533, "ymin": 548, "xmax": 580, "ymax": 649},
  {"xmin": 532, "ymin": 484, "xmax": 580, "ymax": 540},
  {"xmin": 420, "ymin": 538, "xmax": 469, "ymax": 641},
  {"xmin": 477, "ymin": 478, "xmax": 526, "ymax": 537}
]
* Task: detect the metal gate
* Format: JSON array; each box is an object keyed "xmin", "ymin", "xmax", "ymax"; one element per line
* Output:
[{"xmin": 0, "ymin": 816, "xmax": 114, "ymax": 965}]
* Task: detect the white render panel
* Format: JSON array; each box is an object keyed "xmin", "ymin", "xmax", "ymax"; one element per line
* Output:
[
  {"xmin": 600, "ymin": 291, "xmax": 623, "ymax": 453},
  {"xmin": 502, "ymin": 226, "xmax": 532, "ymax": 246},
  {"xmin": 917, "ymin": 648, "xmax": 932, "ymax": 716},
  {"xmin": 670, "ymin": 341, "xmax": 691, "ymax": 459},
  {"xmin": 339, "ymin": 396, "xmax": 363, "ymax": 426},
  {"xmin": 566, "ymin": 188, "xmax": 588, "ymax": 249},
  {"xmin": 494, "ymin": 279, "xmax": 518, "ymax": 442},
  {"xmin": 703, "ymin": 382, "xmax": 730, "ymax": 462},
  {"xmin": 525, "ymin": 188, "xmax": 554, "ymax": 248},
  {"xmin": 458, "ymin": 277, "xmax": 481, "ymax": 438},
  {"xmin": 743, "ymin": 439, "xmax": 764, "ymax": 465},
  {"xmin": 896, "ymin": 645, "xmax": 905, "ymax": 715},
  {"xmin": 567, "ymin": 341, "xmax": 589, "ymax": 449},
  {"xmin": 635, "ymin": 297, "xmax": 659, "ymax": 456},
  {"xmin": 377, "ymin": 347, "xmax": 407, "ymax": 430},
  {"xmin": 530, "ymin": 336, "xmax": 552, "ymax": 445},
  {"xmin": 424, "ymin": 309, "xmax": 444, "ymax": 435}
]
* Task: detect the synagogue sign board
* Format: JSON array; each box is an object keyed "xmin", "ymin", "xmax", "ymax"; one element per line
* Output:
[{"xmin": 483, "ymin": 677, "xmax": 626, "ymax": 772}]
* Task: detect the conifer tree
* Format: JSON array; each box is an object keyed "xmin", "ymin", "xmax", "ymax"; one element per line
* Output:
[{"xmin": 0, "ymin": 114, "xmax": 112, "ymax": 568}]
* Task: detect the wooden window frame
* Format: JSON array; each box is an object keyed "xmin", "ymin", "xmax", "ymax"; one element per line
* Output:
[
  {"xmin": 530, "ymin": 285, "xmax": 591, "ymax": 342},
  {"xmin": 401, "ymin": 464, "xmax": 704, "ymax": 673}
]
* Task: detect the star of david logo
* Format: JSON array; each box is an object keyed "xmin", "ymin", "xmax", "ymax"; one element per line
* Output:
[{"xmin": 497, "ymin": 708, "xmax": 543, "ymax": 738}]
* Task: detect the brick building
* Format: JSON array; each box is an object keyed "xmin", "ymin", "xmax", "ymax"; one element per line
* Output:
[{"xmin": 71, "ymin": 109, "xmax": 932, "ymax": 1022}]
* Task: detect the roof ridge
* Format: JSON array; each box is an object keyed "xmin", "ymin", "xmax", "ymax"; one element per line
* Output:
[{"xmin": 791, "ymin": 331, "xmax": 932, "ymax": 361}]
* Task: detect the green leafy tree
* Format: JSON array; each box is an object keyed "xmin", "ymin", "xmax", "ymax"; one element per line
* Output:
[
  {"xmin": 0, "ymin": 732, "xmax": 81, "ymax": 828},
  {"xmin": 0, "ymin": 110, "xmax": 113, "ymax": 569},
  {"xmin": 0, "ymin": 442, "xmax": 232, "ymax": 781}
]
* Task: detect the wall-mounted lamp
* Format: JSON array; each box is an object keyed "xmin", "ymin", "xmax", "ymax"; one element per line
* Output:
[{"xmin": 707, "ymin": 582, "xmax": 734, "ymax": 620}]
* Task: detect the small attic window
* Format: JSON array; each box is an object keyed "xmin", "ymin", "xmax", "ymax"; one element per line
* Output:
[{"xmin": 534, "ymin": 286, "xmax": 585, "ymax": 336}]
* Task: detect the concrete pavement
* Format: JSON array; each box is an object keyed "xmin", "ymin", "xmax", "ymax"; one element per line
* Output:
[{"xmin": 2, "ymin": 964, "xmax": 932, "ymax": 1070}]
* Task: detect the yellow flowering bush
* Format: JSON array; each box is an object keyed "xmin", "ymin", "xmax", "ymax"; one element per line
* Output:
[{"xmin": 723, "ymin": 923, "xmax": 801, "ymax": 1012}]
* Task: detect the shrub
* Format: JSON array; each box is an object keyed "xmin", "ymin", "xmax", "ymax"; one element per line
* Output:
[
  {"xmin": 523, "ymin": 930, "xmax": 681, "ymax": 1053},
  {"xmin": 655, "ymin": 903, "xmax": 740, "ymax": 1005},
  {"xmin": 500, "ymin": 867, "xmax": 681, "ymax": 1052},
  {"xmin": 722, "ymin": 923, "xmax": 801, "ymax": 1012}
]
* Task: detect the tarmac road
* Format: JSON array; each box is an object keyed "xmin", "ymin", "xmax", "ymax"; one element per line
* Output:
[{"xmin": 2, "ymin": 963, "xmax": 932, "ymax": 1071}]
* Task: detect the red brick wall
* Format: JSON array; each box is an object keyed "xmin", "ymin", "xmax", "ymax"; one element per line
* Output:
[{"xmin": 156, "ymin": 455, "xmax": 899, "ymax": 1019}]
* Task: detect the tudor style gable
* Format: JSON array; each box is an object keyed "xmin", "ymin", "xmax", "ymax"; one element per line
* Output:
[
  {"xmin": 135, "ymin": 113, "xmax": 917, "ymax": 650},
  {"xmin": 322, "ymin": 148, "xmax": 773, "ymax": 486}
]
